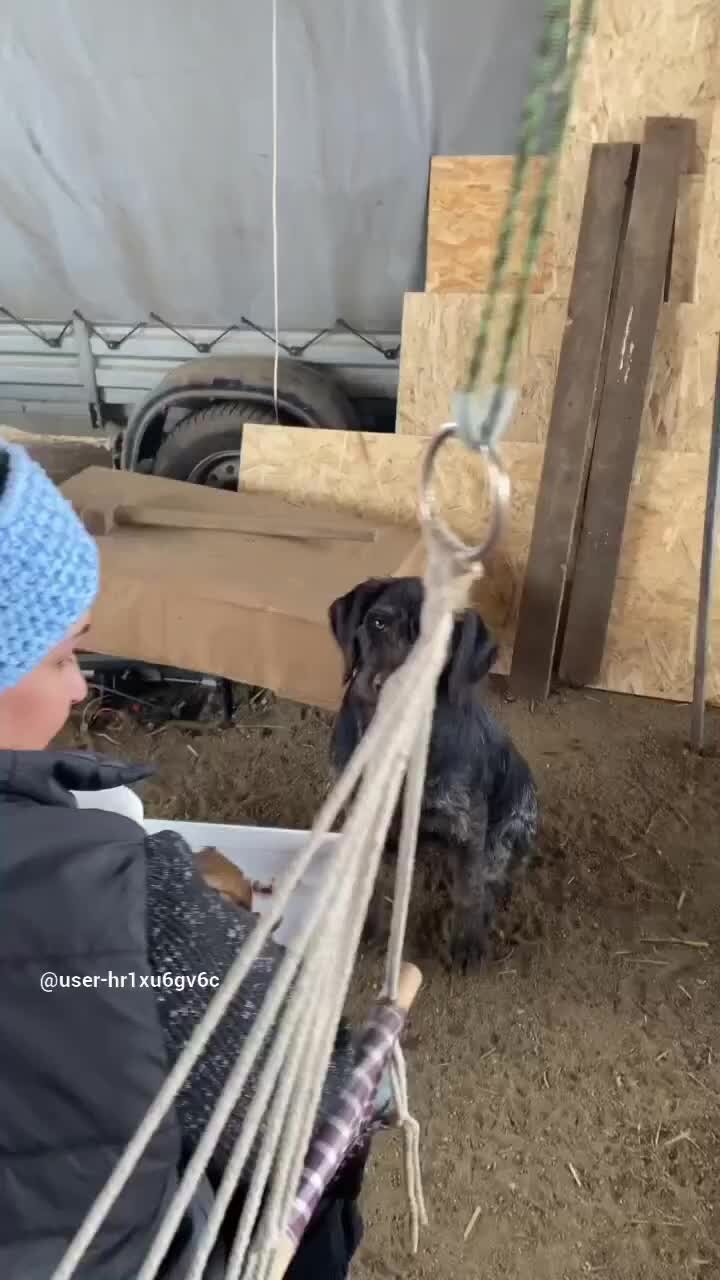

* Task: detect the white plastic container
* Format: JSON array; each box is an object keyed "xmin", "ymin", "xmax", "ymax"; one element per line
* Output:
[
  {"xmin": 143, "ymin": 817, "xmax": 339, "ymax": 948},
  {"xmin": 72, "ymin": 786, "xmax": 336, "ymax": 948}
]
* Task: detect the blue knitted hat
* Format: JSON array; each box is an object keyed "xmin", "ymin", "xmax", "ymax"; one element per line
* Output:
[{"xmin": 0, "ymin": 443, "xmax": 99, "ymax": 693}]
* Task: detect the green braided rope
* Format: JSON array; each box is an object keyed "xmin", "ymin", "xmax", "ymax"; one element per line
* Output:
[
  {"xmin": 456, "ymin": 0, "xmax": 596, "ymax": 450},
  {"xmin": 463, "ymin": 2, "xmax": 569, "ymax": 389}
]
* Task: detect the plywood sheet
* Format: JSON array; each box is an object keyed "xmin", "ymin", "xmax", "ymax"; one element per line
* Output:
[
  {"xmin": 395, "ymin": 292, "xmax": 566, "ymax": 442},
  {"xmin": 551, "ymin": 0, "xmax": 720, "ymax": 282},
  {"xmin": 396, "ymin": 291, "xmax": 720, "ymax": 453},
  {"xmin": 240, "ymin": 426, "xmax": 720, "ymax": 706},
  {"xmin": 669, "ymin": 175, "xmax": 705, "ymax": 303},
  {"xmin": 241, "ymin": 425, "xmax": 543, "ymax": 676},
  {"xmin": 643, "ymin": 303, "xmax": 720, "ymax": 450},
  {"xmin": 425, "ymin": 156, "xmax": 554, "ymax": 294},
  {"xmin": 597, "ymin": 448, "xmax": 720, "ymax": 705},
  {"xmin": 694, "ymin": 104, "xmax": 720, "ymax": 304}
]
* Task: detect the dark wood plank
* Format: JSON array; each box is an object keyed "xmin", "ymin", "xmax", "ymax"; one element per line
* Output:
[
  {"xmin": 643, "ymin": 116, "xmax": 696, "ymax": 170},
  {"xmin": 558, "ymin": 116, "xmax": 696, "ymax": 689},
  {"xmin": 509, "ymin": 143, "xmax": 636, "ymax": 700}
]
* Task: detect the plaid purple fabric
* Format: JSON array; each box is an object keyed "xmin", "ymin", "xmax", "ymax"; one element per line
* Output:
[{"xmin": 286, "ymin": 1003, "xmax": 405, "ymax": 1245}]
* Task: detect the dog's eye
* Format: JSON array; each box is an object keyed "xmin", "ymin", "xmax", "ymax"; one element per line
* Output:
[{"xmin": 371, "ymin": 617, "xmax": 386, "ymax": 632}]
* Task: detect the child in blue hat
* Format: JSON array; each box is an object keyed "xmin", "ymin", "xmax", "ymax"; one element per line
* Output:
[{"xmin": 0, "ymin": 442, "xmax": 381, "ymax": 1279}]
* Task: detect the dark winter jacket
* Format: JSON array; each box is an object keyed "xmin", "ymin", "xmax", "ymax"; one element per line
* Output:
[{"xmin": 0, "ymin": 749, "xmax": 360, "ymax": 1279}]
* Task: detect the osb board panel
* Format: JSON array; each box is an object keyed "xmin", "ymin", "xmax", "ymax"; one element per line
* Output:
[
  {"xmin": 240, "ymin": 426, "xmax": 720, "ymax": 706},
  {"xmin": 669, "ymin": 175, "xmax": 704, "ymax": 303},
  {"xmin": 642, "ymin": 303, "xmax": 720, "ymax": 451},
  {"xmin": 241, "ymin": 426, "xmax": 543, "ymax": 676},
  {"xmin": 395, "ymin": 292, "xmax": 567, "ymax": 442},
  {"xmin": 551, "ymin": 0, "xmax": 720, "ymax": 278},
  {"xmin": 596, "ymin": 448, "xmax": 720, "ymax": 706},
  {"xmin": 425, "ymin": 157, "xmax": 554, "ymax": 294},
  {"xmin": 695, "ymin": 104, "xmax": 720, "ymax": 304},
  {"xmin": 397, "ymin": 292, "xmax": 720, "ymax": 452}
]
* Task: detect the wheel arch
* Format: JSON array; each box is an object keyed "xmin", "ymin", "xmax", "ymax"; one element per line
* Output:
[{"xmin": 120, "ymin": 354, "xmax": 359, "ymax": 471}]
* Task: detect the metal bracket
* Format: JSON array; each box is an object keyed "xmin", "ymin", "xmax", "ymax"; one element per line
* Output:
[{"xmin": 72, "ymin": 311, "xmax": 104, "ymax": 431}]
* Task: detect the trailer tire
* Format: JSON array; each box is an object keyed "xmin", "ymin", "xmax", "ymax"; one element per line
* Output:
[{"xmin": 152, "ymin": 402, "xmax": 281, "ymax": 487}]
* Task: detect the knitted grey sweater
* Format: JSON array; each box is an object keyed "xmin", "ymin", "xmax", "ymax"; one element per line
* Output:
[{"xmin": 144, "ymin": 829, "xmax": 361, "ymax": 1176}]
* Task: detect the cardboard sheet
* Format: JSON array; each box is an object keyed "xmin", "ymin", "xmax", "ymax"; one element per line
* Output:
[{"xmin": 60, "ymin": 467, "xmax": 420, "ymax": 710}]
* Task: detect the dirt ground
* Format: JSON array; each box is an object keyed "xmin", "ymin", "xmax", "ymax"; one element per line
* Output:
[
  {"xmin": 57, "ymin": 681, "xmax": 720, "ymax": 1280},
  {"xmin": 15, "ymin": 431, "xmax": 720, "ymax": 1278}
]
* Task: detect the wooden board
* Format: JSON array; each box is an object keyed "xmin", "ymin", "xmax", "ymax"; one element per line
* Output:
[
  {"xmin": 239, "ymin": 425, "xmax": 720, "ymax": 707},
  {"xmin": 694, "ymin": 103, "xmax": 720, "ymax": 304},
  {"xmin": 395, "ymin": 292, "xmax": 566, "ymax": 442},
  {"xmin": 597, "ymin": 448, "xmax": 720, "ymax": 706},
  {"xmin": 560, "ymin": 118, "xmax": 696, "ymax": 688},
  {"xmin": 509, "ymin": 143, "xmax": 636, "ymax": 701},
  {"xmin": 551, "ymin": 0, "xmax": 720, "ymax": 289},
  {"xmin": 642, "ymin": 302, "xmax": 720, "ymax": 450},
  {"xmin": 425, "ymin": 156, "xmax": 554, "ymax": 294},
  {"xmin": 241, "ymin": 425, "xmax": 543, "ymax": 675},
  {"xmin": 395, "ymin": 290, "xmax": 720, "ymax": 453},
  {"xmin": 669, "ymin": 174, "xmax": 704, "ymax": 303}
]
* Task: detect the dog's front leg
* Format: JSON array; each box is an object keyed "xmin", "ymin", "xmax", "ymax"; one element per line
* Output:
[{"xmin": 448, "ymin": 801, "xmax": 492, "ymax": 972}]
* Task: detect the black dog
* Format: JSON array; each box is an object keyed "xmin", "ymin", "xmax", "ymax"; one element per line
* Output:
[{"xmin": 328, "ymin": 577, "xmax": 538, "ymax": 970}]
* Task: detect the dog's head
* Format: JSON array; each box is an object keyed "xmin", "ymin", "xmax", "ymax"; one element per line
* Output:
[{"xmin": 328, "ymin": 576, "xmax": 498, "ymax": 706}]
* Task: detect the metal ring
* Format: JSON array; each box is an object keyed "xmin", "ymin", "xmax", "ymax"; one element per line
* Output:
[{"xmin": 419, "ymin": 423, "xmax": 511, "ymax": 565}]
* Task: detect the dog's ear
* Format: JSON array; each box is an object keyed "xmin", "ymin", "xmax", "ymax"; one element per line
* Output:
[
  {"xmin": 328, "ymin": 579, "xmax": 391, "ymax": 683},
  {"xmin": 446, "ymin": 610, "xmax": 498, "ymax": 699}
]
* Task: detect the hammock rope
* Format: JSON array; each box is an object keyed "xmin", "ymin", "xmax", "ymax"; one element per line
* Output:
[{"xmin": 49, "ymin": 3, "xmax": 599, "ymax": 1274}]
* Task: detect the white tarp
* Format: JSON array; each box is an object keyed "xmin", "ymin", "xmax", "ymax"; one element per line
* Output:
[{"xmin": 0, "ymin": 0, "xmax": 551, "ymax": 332}]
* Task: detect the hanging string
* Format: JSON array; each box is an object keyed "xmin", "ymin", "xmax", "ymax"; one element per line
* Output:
[{"xmin": 271, "ymin": 0, "xmax": 280, "ymax": 422}]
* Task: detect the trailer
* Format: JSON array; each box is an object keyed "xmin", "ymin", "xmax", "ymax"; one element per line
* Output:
[{"xmin": 0, "ymin": 0, "xmax": 551, "ymax": 487}]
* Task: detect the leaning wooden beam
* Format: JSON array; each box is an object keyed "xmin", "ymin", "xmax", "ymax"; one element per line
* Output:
[
  {"xmin": 509, "ymin": 142, "xmax": 636, "ymax": 701},
  {"xmin": 559, "ymin": 116, "xmax": 696, "ymax": 688}
]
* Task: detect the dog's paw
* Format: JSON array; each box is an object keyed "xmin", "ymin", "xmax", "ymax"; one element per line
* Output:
[
  {"xmin": 446, "ymin": 908, "xmax": 488, "ymax": 973},
  {"xmin": 492, "ymin": 880, "xmax": 513, "ymax": 914}
]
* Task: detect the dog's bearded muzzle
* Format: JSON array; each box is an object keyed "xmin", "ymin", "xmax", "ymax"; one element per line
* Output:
[{"xmin": 349, "ymin": 667, "xmax": 389, "ymax": 703}]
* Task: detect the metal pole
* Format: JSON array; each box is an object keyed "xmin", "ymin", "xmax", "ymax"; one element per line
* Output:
[{"xmin": 690, "ymin": 331, "xmax": 720, "ymax": 752}]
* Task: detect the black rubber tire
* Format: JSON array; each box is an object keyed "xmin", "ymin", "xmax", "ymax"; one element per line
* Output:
[{"xmin": 152, "ymin": 402, "xmax": 279, "ymax": 484}]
